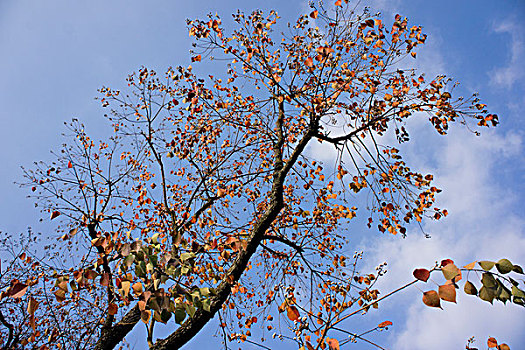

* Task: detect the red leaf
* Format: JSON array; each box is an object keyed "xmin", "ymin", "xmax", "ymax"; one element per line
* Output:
[
  {"xmin": 440, "ymin": 259, "xmax": 454, "ymax": 267},
  {"xmin": 377, "ymin": 320, "xmax": 393, "ymax": 328},
  {"xmin": 67, "ymin": 161, "xmax": 72, "ymax": 168},
  {"xmin": 334, "ymin": 0, "xmax": 342, "ymax": 6},
  {"xmin": 413, "ymin": 268, "xmax": 430, "ymax": 282},
  {"xmin": 50, "ymin": 211, "xmax": 61, "ymax": 220}
]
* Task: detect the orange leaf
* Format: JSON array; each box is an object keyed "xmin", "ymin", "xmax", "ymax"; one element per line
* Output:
[
  {"xmin": 378, "ymin": 320, "xmax": 393, "ymax": 328},
  {"xmin": 334, "ymin": 0, "xmax": 342, "ymax": 6},
  {"xmin": 286, "ymin": 305, "xmax": 300, "ymax": 321},
  {"xmin": 50, "ymin": 211, "xmax": 61, "ymax": 220},
  {"xmin": 438, "ymin": 284, "xmax": 456, "ymax": 303},
  {"xmin": 310, "ymin": 10, "xmax": 318, "ymax": 19},
  {"xmin": 326, "ymin": 338, "xmax": 340, "ymax": 350},
  {"xmin": 487, "ymin": 337, "xmax": 498, "ymax": 348},
  {"xmin": 67, "ymin": 161, "xmax": 72, "ymax": 168},
  {"xmin": 422, "ymin": 290, "xmax": 442, "ymax": 309},
  {"xmin": 498, "ymin": 344, "xmax": 510, "ymax": 350},
  {"xmin": 413, "ymin": 268, "xmax": 430, "ymax": 282},
  {"xmin": 305, "ymin": 57, "xmax": 314, "ymax": 67},
  {"xmin": 463, "ymin": 261, "xmax": 476, "ymax": 270}
]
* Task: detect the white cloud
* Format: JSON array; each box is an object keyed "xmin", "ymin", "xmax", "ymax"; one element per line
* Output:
[
  {"xmin": 489, "ymin": 19, "xmax": 525, "ymax": 89},
  {"xmin": 363, "ymin": 127, "xmax": 525, "ymax": 349}
]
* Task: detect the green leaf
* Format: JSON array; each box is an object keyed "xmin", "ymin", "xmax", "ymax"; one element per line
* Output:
[
  {"xmin": 511, "ymin": 285, "xmax": 525, "ymax": 298},
  {"xmin": 122, "ymin": 254, "xmax": 135, "ymax": 269},
  {"xmin": 441, "ymin": 264, "xmax": 460, "ymax": 281},
  {"xmin": 513, "ymin": 296, "xmax": 525, "ymax": 306},
  {"xmin": 495, "ymin": 259, "xmax": 513, "ymax": 274},
  {"xmin": 478, "ymin": 261, "xmax": 495, "ymax": 271},
  {"xmin": 464, "ymin": 281, "xmax": 478, "ymax": 296},
  {"xmin": 202, "ymin": 299, "xmax": 211, "ymax": 312},
  {"xmin": 184, "ymin": 303, "xmax": 196, "ymax": 317},
  {"xmin": 481, "ymin": 273, "xmax": 497, "ymax": 289},
  {"xmin": 174, "ymin": 308, "xmax": 186, "ymax": 324},
  {"xmin": 180, "ymin": 252, "xmax": 196, "ymax": 262},
  {"xmin": 160, "ymin": 309, "xmax": 172, "ymax": 323},
  {"xmin": 513, "ymin": 264, "xmax": 524, "ymax": 274},
  {"xmin": 200, "ymin": 287, "xmax": 211, "ymax": 297},
  {"xmin": 479, "ymin": 286, "xmax": 495, "ymax": 304},
  {"xmin": 496, "ymin": 281, "xmax": 511, "ymax": 304}
]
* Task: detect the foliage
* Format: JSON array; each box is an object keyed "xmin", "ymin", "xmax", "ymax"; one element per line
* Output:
[{"xmin": 0, "ymin": 1, "xmax": 518, "ymax": 349}]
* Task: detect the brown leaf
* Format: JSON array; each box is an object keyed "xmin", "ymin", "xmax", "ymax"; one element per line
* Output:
[
  {"xmin": 309, "ymin": 10, "xmax": 318, "ymax": 19},
  {"xmin": 413, "ymin": 268, "xmax": 430, "ymax": 282},
  {"xmin": 50, "ymin": 211, "xmax": 61, "ymax": 220},
  {"xmin": 422, "ymin": 290, "xmax": 442, "ymax": 309},
  {"xmin": 438, "ymin": 284, "xmax": 456, "ymax": 303},
  {"xmin": 286, "ymin": 305, "xmax": 300, "ymax": 321},
  {"xmin": 108, "ymin": 303, "xmax": 118, "ymax": 315},
  {"xmin": 498, "ymin": 344, "xmax": 510, "ymax": 350},
  {"xmin": 27, "ymin": 296, "xmax": 39, "ymax": 314},
  {"xmin": 8, "ymin": 282, "xmax": 28, "ymax": 298},
  {"xmin": 100, "ymin": 272, "xmax": 110, "ymax": 287},
  {"xmin": 141, "ymin": 310, "xmax": 151, "ymax": 324}
]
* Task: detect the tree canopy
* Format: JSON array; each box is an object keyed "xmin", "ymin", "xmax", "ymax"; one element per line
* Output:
[{"xmin": 0, "ymin": 2, "xmax": 521, "ymax": 350}]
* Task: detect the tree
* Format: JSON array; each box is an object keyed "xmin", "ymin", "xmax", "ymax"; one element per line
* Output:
[{"xmin": 0, "ymin": 1, "xmax": 521, "ymax": 349}]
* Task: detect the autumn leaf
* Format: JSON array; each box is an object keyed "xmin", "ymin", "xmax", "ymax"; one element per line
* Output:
[
  {"xmin": 487, "ymin": 337, "xmax": 498, "ymax": 348},
  {"xmin": 498, "ymin": 344, "xmax": 511, "ymax": 350},
  {"xmin": 377, "ymin": 320, "xmax": 393, "ymax": 328},
  {"xmin": 108, "ymin": 303, "xmax": 118, "ymax": 315},
  {"xmin": 326, "ymin": 338, "xmax": 340, "ymax": 350},
  {"xmin": 310, "ymin": 10, "xmax": 318, "ymax": 19},
  {"xmin": 438, "ymin": 284, "xmax": 456, "ymax": 303},
  {"xmin": 141, "ymin": 310, "xmax": 151, "ymax": 324},
  {"xmin": 286, "ymin": 305, "xmax": 300, "ymax": 321},
  {"xmin": 334, "ymin": 0, "xmax": 342, "ymax": 6},
  {"xmin": 440, "ymin": 259, "xmax": 454, "ymax": 267},
  {"xmin": 463, "ymin": 261, "xmax": 476, "ymax": 270},
  {"xmin": 8, "ymin": 281, "xmax": 28, "ymax": 298},
  {"xmin": 413, "ymin": 268, "xmax": 430, "ymax": 282},
  {"xmin": 305, "ymin": 57, "xmax": 314, "ymax": 67},
  {"xmin": 422, "ymin": 290, "xmax": 442, "ymax": 309},
  {"xmin": 50, "ymin": 211, "xmax": 61, "ymax": 220},
  {"xmin": 100, "ymin": 272, "xmax": 110, "ymax": 287},
  {"xmin": 441, "ymin": 263, "xmax": 460, "ymax": 281},
  {"xmin": 464, "ymin": 281, "xmax": 478, "ymax": 295}
]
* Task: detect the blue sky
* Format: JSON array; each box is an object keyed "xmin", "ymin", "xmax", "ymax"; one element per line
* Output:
[{"xmin": 1, "ymin": 0, "xmax": 524, "ymax": 349}]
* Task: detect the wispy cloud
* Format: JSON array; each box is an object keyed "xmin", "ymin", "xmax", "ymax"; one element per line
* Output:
[{"xmin": 489, "ymin": 19, "xmax": 525, "ymax": 89}]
